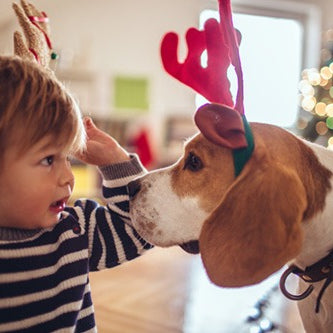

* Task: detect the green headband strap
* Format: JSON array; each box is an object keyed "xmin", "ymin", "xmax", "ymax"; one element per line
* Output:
[{"xmin": 232, "ymin": 115, "xmax": 254, "ymax": 177}]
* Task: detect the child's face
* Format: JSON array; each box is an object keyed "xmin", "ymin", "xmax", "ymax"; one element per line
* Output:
[{"xmin": 0, "ymin": 135, "xmax": 75, "ymax": 229}]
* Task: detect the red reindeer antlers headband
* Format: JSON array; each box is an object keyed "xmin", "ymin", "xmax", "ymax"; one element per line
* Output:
[
  {"xmin": 161, "ymin": 0, "xmax": 243, "ymax": 112},
  {"xmin": 160, "ymin": 0, "xmax": 254, "ymax": 176}
]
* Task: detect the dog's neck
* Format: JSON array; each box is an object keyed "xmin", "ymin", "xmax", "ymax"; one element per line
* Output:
[{"xmin": 294, "ymin": 140, "xmax": 333, "ymax": 270}]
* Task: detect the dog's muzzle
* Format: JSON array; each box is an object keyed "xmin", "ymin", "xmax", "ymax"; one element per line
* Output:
[{"xmin": 129, "ymin": 179, "xmax": 200, "ymax": 255}]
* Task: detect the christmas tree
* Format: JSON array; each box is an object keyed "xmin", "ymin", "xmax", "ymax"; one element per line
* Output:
[{"xmin": 298, "ymin": 29, "xmax": 333, "ymax": 147}]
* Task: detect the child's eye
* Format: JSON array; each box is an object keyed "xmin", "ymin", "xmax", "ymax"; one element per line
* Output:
[{"xmin": 41, "ymin": 155, "xmax": 54, "ymax": 166}]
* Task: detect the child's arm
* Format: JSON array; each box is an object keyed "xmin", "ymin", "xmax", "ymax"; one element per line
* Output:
[{"xmin": 71, "ymin": 118, "xmax": 153, "ymax": 271}]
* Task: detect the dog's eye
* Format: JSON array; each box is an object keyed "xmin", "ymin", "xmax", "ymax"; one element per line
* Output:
[{"xmin": 184, "ymin": 152, "xmax": 203, "ymax": 172}]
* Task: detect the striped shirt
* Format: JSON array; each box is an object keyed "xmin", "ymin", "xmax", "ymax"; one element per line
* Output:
[{"xmin": 0, "ymin": 156, "xmax": 153, "ymax": 332}]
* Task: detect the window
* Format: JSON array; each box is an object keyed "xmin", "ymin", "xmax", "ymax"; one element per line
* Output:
[{"xmin": 197, "ymin": 2, "xmax": 320, "ymax": 128}]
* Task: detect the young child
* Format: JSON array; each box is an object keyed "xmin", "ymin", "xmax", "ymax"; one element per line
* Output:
[{"xmin": 0, "ymin": 55, "xmax": 153, "ymax": 332}]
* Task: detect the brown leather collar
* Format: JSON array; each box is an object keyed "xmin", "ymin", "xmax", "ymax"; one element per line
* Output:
[{"xmin": 279, "ymin": 250, "xmax": 333, "ymax": 313}]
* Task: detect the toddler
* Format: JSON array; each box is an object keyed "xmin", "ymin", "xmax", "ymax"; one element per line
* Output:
[{"xmin": 0, "ymin": 55, "xmax": 152, "ymax": 332}]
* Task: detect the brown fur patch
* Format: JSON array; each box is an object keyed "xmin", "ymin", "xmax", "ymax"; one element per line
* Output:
[
  {"xmin": 169, "ymin": 123, "xmax": 332, "ymax": 287},
  {"xmin": 170, "ymin": 125, "xmax": 331, "ymax": 218},
  {"xmin": 199, "ymin": 138, "xmax": 307, "ymax": 286},
  {"xmin": 250, "ymin": 123, "xmax": 332, "ymax": 220},
  {"xmin": 170, "ymin": 133, "xmax": 235, "ymax": 213}
]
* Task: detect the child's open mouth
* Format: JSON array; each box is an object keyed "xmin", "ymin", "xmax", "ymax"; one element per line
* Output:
[{"xmin": 49, "ymin": 199, "xmax": 67, "ymax": 213}]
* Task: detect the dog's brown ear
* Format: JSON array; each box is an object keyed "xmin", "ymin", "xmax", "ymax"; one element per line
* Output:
[{"xmin": 199, "ymin": 147, "xmax": 307, "ymax": 287}]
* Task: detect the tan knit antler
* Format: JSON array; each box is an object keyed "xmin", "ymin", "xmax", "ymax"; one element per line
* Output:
[{"xmin": 12, "ymin": 0, "xmax": 53, "ymax": 68}]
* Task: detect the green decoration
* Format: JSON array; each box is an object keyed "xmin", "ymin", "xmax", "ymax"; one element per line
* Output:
[
  {"xmin": 113, "ymin": 76, "xmax": 149, "ymax": 114},
  {"xmin": 326, "ymin": 117, "xmax": 333, "ymax": 129},
  {"xmin": 51, "ymin": 52, "xmax": 58, "ymax": 60}
]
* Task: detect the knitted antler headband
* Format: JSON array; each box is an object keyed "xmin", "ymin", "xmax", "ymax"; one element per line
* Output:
[
  {"xmin": 12, "ymin": 0, "xmax": 54, "ymax": 71},
  {"xmin": 161, "ymin": 0, "xmax": 254, "ymax": 176}
]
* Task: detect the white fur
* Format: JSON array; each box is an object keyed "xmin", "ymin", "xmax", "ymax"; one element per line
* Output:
[
  {"xmin": 294, "ymin": 141, "xmax": 333, "ymax": 269},
  {"xmin": 291, "ymin": 141, "xmax": 333, "ymax": 332},
  {"xmin": 130, "ymin": 166, "xmax": 209, "ymax": 247}
]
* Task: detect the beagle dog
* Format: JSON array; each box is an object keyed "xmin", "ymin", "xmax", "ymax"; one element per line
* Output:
[{"xmin": 129, "ymin": 112, "xmax": 333, "ymax": 332}]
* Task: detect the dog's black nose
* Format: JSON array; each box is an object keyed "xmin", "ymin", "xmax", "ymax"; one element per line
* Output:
[{"xmin": 128, "ymin": 179, "xmax": 141, "ymax": 199}]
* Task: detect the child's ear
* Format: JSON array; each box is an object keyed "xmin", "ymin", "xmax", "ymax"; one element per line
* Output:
[{"xmin": 199, "ymin": 147, "xmax": 307, "ymax": 287}]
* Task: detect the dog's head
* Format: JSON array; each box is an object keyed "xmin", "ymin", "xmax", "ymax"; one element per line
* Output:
[
  {"xmin": 129, "ymin": 132, "xmax": 235, "ymax": 251},
  {"xmin": 129, "ymin": 121, "xmax": 319, "ymax": 287}
]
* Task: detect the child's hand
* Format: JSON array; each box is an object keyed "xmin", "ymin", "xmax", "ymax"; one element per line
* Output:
[{"xmin": 76, "ymin": 117, "xmax": 130, "ymax": 166}]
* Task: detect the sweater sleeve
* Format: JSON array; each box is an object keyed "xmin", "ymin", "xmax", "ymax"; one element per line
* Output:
[{"xmin": 70, "ymin": 155, "xmax": 153, "ymax": 271}]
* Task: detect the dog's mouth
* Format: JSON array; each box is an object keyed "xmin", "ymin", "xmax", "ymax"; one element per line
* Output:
[{"xmin": 179, "ymin": 240, "xmax": 200, "ymax": 254}]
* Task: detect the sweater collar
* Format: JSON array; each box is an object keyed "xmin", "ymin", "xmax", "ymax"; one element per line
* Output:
[{"xmin": 0, "ymin": 227, "xmax": 41, "ymax": 241}]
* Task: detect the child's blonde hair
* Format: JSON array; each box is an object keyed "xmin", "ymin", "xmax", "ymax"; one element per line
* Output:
[{"xmin": 0, "ymin": 56, "xmax": 85, "ymax": 162}]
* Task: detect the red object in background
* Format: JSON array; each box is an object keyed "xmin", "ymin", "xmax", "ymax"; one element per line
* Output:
[{"xmin": 132, "ymin": 129, "xmax": 154, "ymax": 168}]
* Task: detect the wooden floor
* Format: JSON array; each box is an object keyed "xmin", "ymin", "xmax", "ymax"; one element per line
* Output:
[{"xmin": 89, "ymin": 247, "xmax": 305, "ymax": 333}]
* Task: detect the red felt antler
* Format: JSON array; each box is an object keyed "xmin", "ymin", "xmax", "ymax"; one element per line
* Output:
[
  {"xmin": 161, "ymin": 0, "xmax": 244, "ymax": 115},
  {"xmin": 161, "ymin": 18, "xmax": 233, "ymax": 107},
  {"xmin": 160, "ymin": 0, "xmax": 248, "ymax": 150},
  {"xmin": 218, "ymin": 0, "xmax": 244, "ymax": 115}
]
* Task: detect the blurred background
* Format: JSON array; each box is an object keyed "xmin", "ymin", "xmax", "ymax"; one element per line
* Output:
[
  {"xmin": 1, "ymin": 0, "xmax": 333, "ymax": 331},
  {"xmin": 1, "ymin": 0, "xmax": 332, "ymax": 198}
]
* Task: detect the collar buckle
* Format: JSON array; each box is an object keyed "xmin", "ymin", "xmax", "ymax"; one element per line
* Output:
[{"xmin": 279, "ymin": 251, "xmax": 333, "ymax": 313}]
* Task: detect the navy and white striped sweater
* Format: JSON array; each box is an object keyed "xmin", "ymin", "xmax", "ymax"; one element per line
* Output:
[{"xmin": 0, "ymin": 156, "xmax": 153, "ymax": 332}]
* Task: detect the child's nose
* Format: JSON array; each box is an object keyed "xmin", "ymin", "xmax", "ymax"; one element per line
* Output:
[{"xmin": 60, "ymin": 162, "xmax": 74, "ymax": 189}]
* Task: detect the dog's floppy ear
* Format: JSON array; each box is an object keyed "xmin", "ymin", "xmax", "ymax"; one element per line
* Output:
[{"xmin": 199, "ymin": 146, "xmax": 307, "ymax": 287}]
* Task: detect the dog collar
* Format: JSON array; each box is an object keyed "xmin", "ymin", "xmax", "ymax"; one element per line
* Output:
[
  {"xmin": 279, "ymin": 250, "xmax": 333, "ymax": 313},
  {"xmin": 232, "ymin": 115, "xmax": 254, "ymax": 177}
]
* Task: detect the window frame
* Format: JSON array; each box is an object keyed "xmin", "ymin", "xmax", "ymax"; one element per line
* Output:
[{"xmin": 199, "ymin": 0, "xmax": 322, "ymax": 70}]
